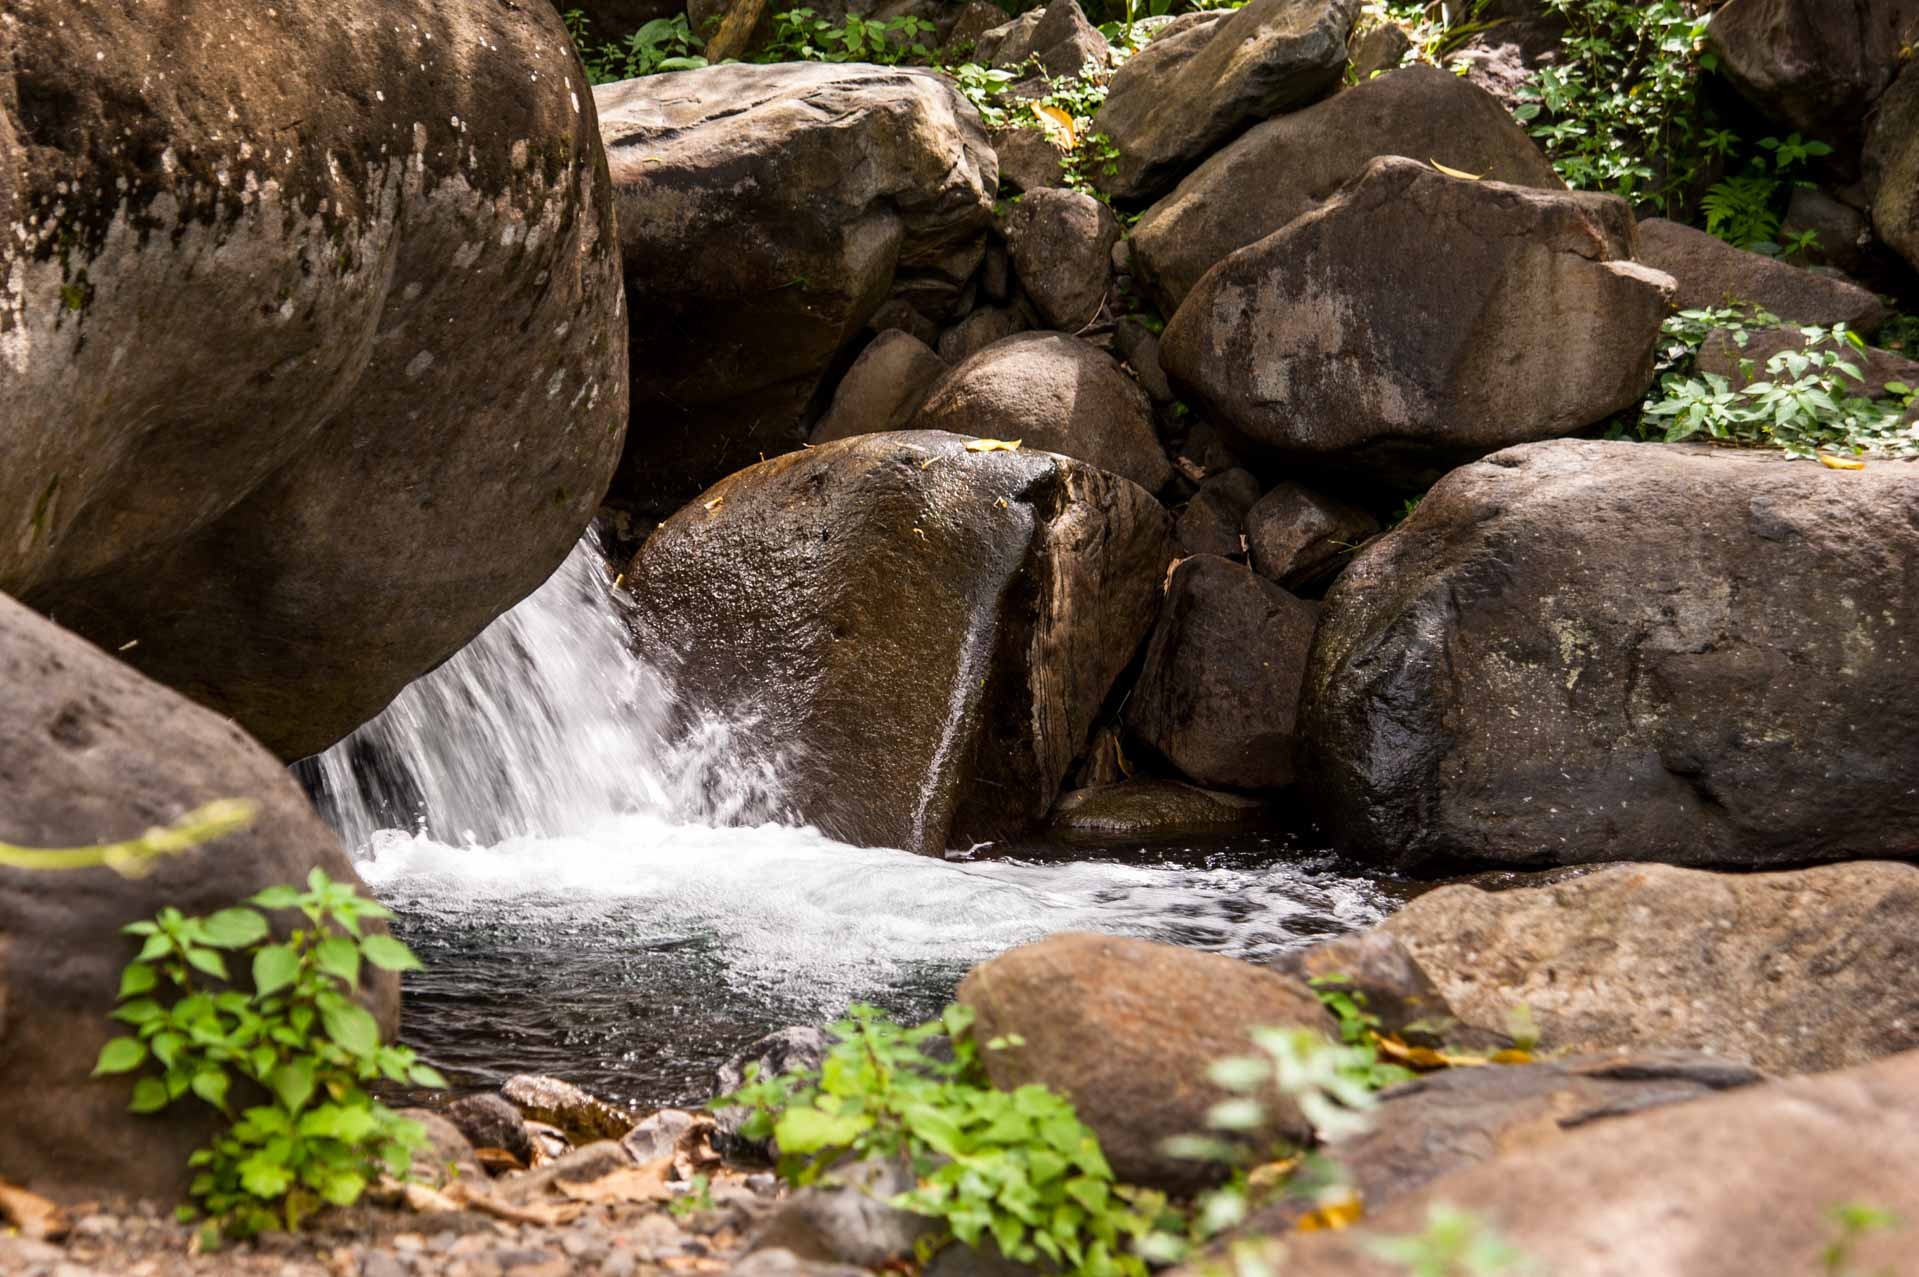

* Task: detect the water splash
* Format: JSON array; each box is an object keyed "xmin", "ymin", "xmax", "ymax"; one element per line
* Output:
[{"xmin": 296, "ymin": 529, "xmax": 784, "ymax": 848}]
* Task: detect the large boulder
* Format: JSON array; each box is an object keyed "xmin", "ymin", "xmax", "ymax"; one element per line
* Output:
[
  {"xmin": 1123, "ymin": 556, "xmax": 1319, "ymax": 791},
  {"xmin": 958, "ymin": 933, "xmax": 1338, "ymax": 1192},
  {"xmin": 809, "ymin": 331, "xmax": 950, "ymax": 444},
  {"xmin": 1131, "ymin": 66, "xmax": 1564, "ymax": 312},
  {"xmin": 1301, "ymin": 440, "xmax": 1919, "ymax": 870},
  {"xmin": 0, "ymin": 0, "xmax": 627, "ymax": 761},
  {"xmin": 909, "ymin": 334, "xmax": 1174, "ymax": 493},
  {"xmin": 1048, "ymin": 779, "xmax": 1269, "ymax": 840},
  {"xmin": 1705, "ymin": 0, "xmax": 1919, "ymax": 143},
  {"xmin": 1003, "ymin": 188, "xmax": 1122, "ymax": 331},
  {"xmin": 1091, "ymin": 0, "xmax": 1361, "ymax": 204},
  {"xmin": 1636, "ymin": 218, "xmax": 1888, "ymax": 332},
  {"xmin": 1161, "ymin": 158, "xmax": 1673, "ymax": 485},
  {"xmin": 973, "ymin": 0, "xmax": 1109, "ymax": 77},
  {"xmin": 1226, "ymin": 1049, "xmax": 1919, "ymax": 1277},
  {"xmin": 1383, "ymin": 861, "xmax": 1919, "ymax": 1076},
  {"xmin": 0, "ymin": 595, "xmax": 398, "ymax": 1202},
  {"xmin": 1868, "ymin": 60, "xmax": 1919, "ymax": 274},
  {"xmin": 627, "ymin": 432, "xmax": 1172, "ymax": 855},
  {"xmin": 596, "ymin": 63, "xmax": 997, "ymax": 516}
]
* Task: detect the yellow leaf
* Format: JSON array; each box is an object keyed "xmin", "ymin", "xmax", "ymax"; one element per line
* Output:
[
  {"xmin": 703, "ymin": 495, "xmax": 724, "ymax": 512},
  {"xmin": 1033, "ymin": 104, "xmax": 1077, "ymax": 149},
  {"xmin": 1431, "ymin": 159, "xmax": 1484, "ymax": 180},
  {"xmin": 1295, "ymin": 1196, "xmax": 1364, "ymax": 1232},
  {"xmin": 1490, "ymin": 1048, "xmax": 1536, "ymax": 1066},
  {"xmin": 1375, "ymin": 1033, "xmax": 1487, "ymax": 1070},
  {"xmin": 1818, "ymin": 453, "xmax": 1866, "ymax": 470},
  {"xmin": 1247, "ymin": 1156, "xmax": 1303, "ymax": 1192},
  {"xmin": 965, "ymin": 438, "xmax": 1023, "ymax": 452}
]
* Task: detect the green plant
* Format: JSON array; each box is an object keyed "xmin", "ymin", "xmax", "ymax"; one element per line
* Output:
[
  {"xmin": 94, "ymin": 870, "xmax": 444, "ymax": 1243},
  {"xmin": 1365, "ymin": 1204, "xmax": 1528, "ymax": 1276},
  {"xmin": 1821, "ymin": 1203, "xmax": 1903, "ymax": 1277},
  {"xmin": 1309, "ymin": 978, "xmax": 1417, "ymax": 1091},
  {"xmin": 717, "ymin": 1004, "xmax": 1173, "ymax": 1277},
  {"xmin": 565, "ymin": 10, "xmax": 708, "ymax": 84},
  {"xmin": 669, "ymin": 1172, "xmax": 715, "ymax": 1218},
  {"xmin": 1512, "ymin": 0, "xmax": 1712, "ymax": 212},
  {"xmin": 1699, "ymin": 132, "xmax": 1834, "ymax": 253},
  {"xmin": 0, "ymin": 799, "xmax": 255, "ymax": 876},
  {"xmin": 761, "ymin": 7, "xmax": 936, "ymax": 64}
]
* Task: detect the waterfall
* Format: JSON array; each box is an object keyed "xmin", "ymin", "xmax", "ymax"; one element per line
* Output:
[{"xmin": 296, "ymin": 528, "xmax": 784, "ymax": 850}]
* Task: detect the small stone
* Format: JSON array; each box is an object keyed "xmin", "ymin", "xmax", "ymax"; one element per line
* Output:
[
  {"xmin": 600, "ymin": 1251, "xmax": 639, "ymax": 1277},
  {"xmin": 362, "ymin": 1252, "xmax": 410, "ymax": 1277}
]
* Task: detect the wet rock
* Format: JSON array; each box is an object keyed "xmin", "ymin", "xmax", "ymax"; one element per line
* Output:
[
  {"xmin": 1385, "ymin": 861, "xmax": 1919, "ymax": 1075},
  {"xmin": 1092, "ymin": 0, "xmax": 1360, "ymax": 203},
  {"xmin": 810, "ymin": 332, "xmax": 950, "ymax": 445},
  {"xmin": 1004, "ymin": 189, "xmax": 1123, "ymax": 331},
  {"xmin": 1301, "ymin": 440, "xmax": 1919, "ymax": 870},
  {"xmin": 1695, "ymin": 326, "xmax": 1919, "ymax": 397},
  {"xmin": 1131, "ymin": 66, "xmax": 1564, "ymax": 311},
  {"xmin": 446, "ymin": 1093, "xmax": 537, "ymax": 1167},
  {"xmin": 596, "ymin": 63, "xmax": 996, "ymax": 516},
  {"xmin": 1706, "ymin": 0, "xmax": 1919, "ymax": 143},
  {"xmin": 1243, "ymin": 482, "xmax": 1378, "ymax": 591},
  {"xmin": 0, "ymin": 0, "xmax": 626, "ymax": 760},
  {"xmin": 1124, "ymin": 556, "xmax": 1319, "ymax": 792},
  {"xmin": 748, "ymin": 1158, "xmax": 934, "ymax": 1267},
  {"xmin": 959, "ymin": 933, "xmax": 1338, "ymax": 1191},
  {"xmin": 1238, "ymin": 1049, "xmax": 1919, "ymax": 1277},
  {"xmin": 502, "ymin": 1075, "xmax": 636, "ymax": 1145},
  {"xmin": 911, "ymin": 334, "xmax": 1174, "ymax": 492},
  {"xmin": 936, "ymin": 304, "xmax": 1034, "ymax": 363},
  {"xmin": 974, "ymin": 0, "xmax": 1110, "ymax": 77},
  {"xmin": 1267, "ymin": 931, "xmax": 1461, "ymax": 1048},
  {"xmin": 1868, "ymin": 60, "xmax": 1919, "ymax": 274},
  {"xmin": 0, "ymin": 596, "xmax": 397, "ymax": 1202},
  {"xmin": 1174, "ymin": 469, "xmax": 1262, "ymax": 559},
  {"xmin": 1049, "ymin": 779, "xmax": 1270, "ymax": 839},
  {"xmin": 1635, "ymin": 218, "xmax": 1888, "ymax": 332},
  {"xmin": 712, "ymin": 1026, "xmax": 835, "ymax": 1159},
  {"xmin": 630, "ymin": 432, "xmax": 1173, "ymax": 855},
  {"xmin": 1163, "ymin": 157, "xmax": 1673, "ymax": 486}
]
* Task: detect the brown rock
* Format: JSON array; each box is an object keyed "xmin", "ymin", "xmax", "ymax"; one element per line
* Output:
[
  {"xmin": 810, "ymin": 332, "xmax": 950, "ymax": 445},
  {"xmin": 628, "ymin": 432, "xmax": 1173, "ymax": 855},
  {"xmin": 1, "ymin": 0, "xmax": 626, "ymax": 760},
  {"xmin": 1636, "ymin": 217, "xmax": 1888, "ymax": 332},
  {"xmin": 911, "ymin": 334, "xmax": 1174, "ymax": 492},
  {"xmin": 1174, "ymin": 468, "xmax": 1261, "ymax": 559},
  {"xmin": 502, "ymin": 1074, "xmax": 637, "ymax": 1145},
  {"xmin": 958, "ymin": 933, "xmax": 1338, "ymax": 1191},
  {"xmin": 1696, "ymin": 326, "xmax": 1919, "ymax": 397},
  {"xmin": 1384, "ymin": 861, "xmax": 1919, "ymax": 1076},
  {"xmin": 1244, "ymin": 482, "xmax": 1378, "ymax": 591},
  {"xmin": 1869, "ymin": 59, "xmax": 1919, "ymax": 274},
  {"xmin": 1092, "ymin": 0, "xmax": 1361, "ymax": 203},
  {"xmin": 1301, "ymin": 440, "xmax": 1919, "ymax": 870},
  {"xmin": 1163, "ymin": 157, "xmax": 1672, "ymax": 486},
  {"xmin": 1003, "ymin": 189, "xmax": 1123, "ymax": 331},
  {"xmin": 1267, "ymin": 931, "xmax": 1460, "ymax": 1047},
  {"xmin": 973, "ymin": 0, "xmax": 1109, "ymax": 77},
  {"xmin": 1706, "ymin": 0, "xmax": 1919, "ymax": 143},
  {"xmin": 1131, "ymin": 66, "xmax": 1565, "ymax": 312},
  {"xmin": 1048, "ymin": 779, "xmax": 1270, "ymax": 840},
  {"xmin": 990, "ymin": 127, "xmax": 1070, "ymax": 195},
  {"xmin": 936, "ymin": 304, "xmax": 1034, "ymax": 363},
  {"xmin": 0, "ymin": 596, "xmax": 397, "ymax": 1203},
  {"xmin": 1123, "ymin": 555, "xmax": 1319, "ymax": 791}
]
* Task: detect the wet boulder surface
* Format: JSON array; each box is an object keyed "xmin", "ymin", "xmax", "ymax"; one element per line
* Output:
[
  {"xmin": 596, "ymin": 62, "xmax": 997, "ymax": 518},
  {"xmin": 626, "ymin": 431, "xmax": 1172, "ymax": 855},
  {"xmin": 0, "ymin": 595, "xmax": 396, "ymax": 1203},
  {"xmin": 1301, "ymin": 440, "xmax": 1919, "ymax": 870},
  {"xmin": 0, "ymin": 0, "xmax": 627, "ymax": 761}
]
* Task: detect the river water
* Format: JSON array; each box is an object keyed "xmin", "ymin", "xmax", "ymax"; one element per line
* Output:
[{"xmin": 298, "ymin": 534, "xmax": 1393, "ymax": 1105}]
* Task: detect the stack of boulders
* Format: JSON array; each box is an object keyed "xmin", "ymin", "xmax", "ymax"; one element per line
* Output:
[{"xmin": 612, "ymin": 0, "xmax": 1919, "ymax": 868}]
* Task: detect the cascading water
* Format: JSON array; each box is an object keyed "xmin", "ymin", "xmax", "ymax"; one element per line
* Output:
[{"xmin": 302, "ymin": 529, "xmax": 1394, "ymax": 1103}]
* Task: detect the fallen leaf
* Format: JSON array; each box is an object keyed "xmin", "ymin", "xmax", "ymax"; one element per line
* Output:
[
  {"xmin": 0, "ymin": 1179, "xmax": 69, "ymax": 1240},
  {"xmin": 475, "ymin": 1146, "xmax": 527, "ymax": 1175},
  {"xmin": 1246, "ymin": 1155, "xmax": 1303, "ymax": 1193},
  {"xmin": 556, "ymin": 1159, "xmax": 674, "ymax": 1205},
  {"xmin": 703, "ymin": 495, "xmax": 725, "ymax": 512},
  {"xmin": 964, "ymin": 438, "xmax": 1023, "ymax": 452},
  {"xmin": 1818, "ymin": 453, "xmax": 1866, "ymax": 470},
  {"xmin": 1375, "ymin": 1034, "xmax": 1489, "ymax": 1070},
  {"xmin": 1431, "ymin": 159, "xmax": 1484, "ymax": 180},
  {"xmin": 443, "ymin": 1180, "xmax": 585, "ymax": 1226},
  {"xmin": 1295, "ymin": 1195, "xmax": 1364, "ymax": 1232},
  {"xmin": 1490, "ymin": 1048, "xmax": 1537, "ymax": 1066},
  {"xmin": 400, "ymin": 1181, "xmax": 464, "ymax": 1215},
  {"xmin": 1033, "ymin": 104, "xmax": 1076, "ymax": 149}
]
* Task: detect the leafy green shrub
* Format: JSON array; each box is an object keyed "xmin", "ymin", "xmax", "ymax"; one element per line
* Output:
[
  {"xmin": 94, "ymin": 869, "xmax": 444, "ymax": 1242},
  {"xmin": 718, "ymin": 1003, "xmax": 1174, "ymax": 1277},
  {"xmin": 1698, "ymin": 132, "xmax": 1833, "ymax": 254},
  {"xmin": 565, "ymin": 10, "xmax": 708, "ymax": 84},
  {"xmin": 762, "ymin": 7, "xmax": 938, "ymax": 63}
]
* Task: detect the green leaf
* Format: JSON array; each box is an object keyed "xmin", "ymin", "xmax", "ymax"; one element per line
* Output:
[
  {"xmin": 238, "ymin": 1155, "xmax": 293, "ymax": 1199},
  {"xmin": 249, "ymin": 885, "xmax": 302, "ymax": 909},
  {"xmin": 93, "ymin": 1036, "xmax": 148, "ymax": 1076},
  {"xmin": 359, "ymin": 933, "xmax": 423, "ymax": 973},
  {"xmin": 773, "ymin": 1105, "xmax": 873, "ymax": 1154},
  {"xmin": 200, "ymin": 908, "xmax": 269, "ymax": 950},
  {"xmin": 251, "ymin": 944, "xmax": 299, "ymax": 997},
  {"xmin": 130, "ymin": 1077, "xmax": 170, "ymax": 1113},
  {"xmin": 314, "ymin": 936, "xmax": 362, "ymax": 988},
  {"xmin": 322, "ymin": 1002, "xmax": 380, "ymax": 1058},
  {"xmin": 269, "ymin": 1058, "xmax": 317, "ymax": 1113},
  {"xmin": 311, "ymin": 1167, "xmax": 368, "ymax": 1207},
  {"xmin": 185, "ymin": 946, "xmax": 230, "ymax": 982},
  {"xmin": 407, "ymin": 1063, "xmax": 450, "ymax": 1089},
  {"xmin": 191, "ymin": 1069, "xmax": 231, "ymax": 1111},
  {"xmin": 118, "ymin": 962, "xmax": 159, "ymax": 999}
]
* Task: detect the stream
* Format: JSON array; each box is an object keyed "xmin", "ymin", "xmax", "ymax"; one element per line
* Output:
[{"xmin": 297, "ymin": 534, "xmax": 1394, "ymax": 1106}]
